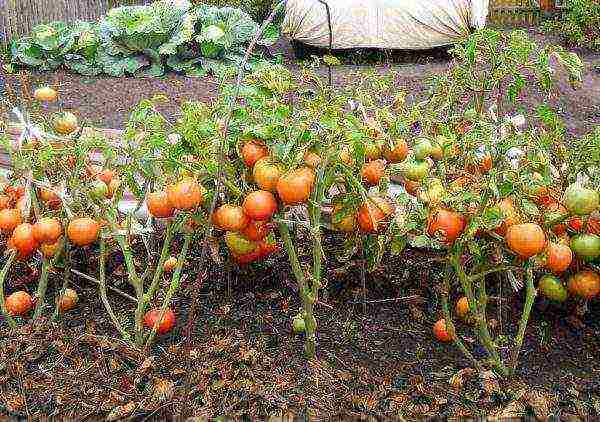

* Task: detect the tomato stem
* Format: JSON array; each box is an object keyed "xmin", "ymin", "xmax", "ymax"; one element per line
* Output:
[
  {"xmin": 32, "ymin": 255, "xmax": 51, "ymax": 320},
  {"xmin": 143, "ymin": 232, "xmax": 193, "ymax": 351},
  {"xmin": 440, "ymin": 261, "xmax": 484, "ymax": 372},
  {"xmin": 509, "ymin": 264, "xmax": 536, "ymax": 373},
  {"xmin": 0, "ymin": 251, "xmax": 17, "ymax": 328},
  {"xmin": 98, "ymin": 238, "xmax": 130, "ymax": 342},
  {"xmin": 143, "ymin": 220, "xmax": 174, "ymax": 306}
]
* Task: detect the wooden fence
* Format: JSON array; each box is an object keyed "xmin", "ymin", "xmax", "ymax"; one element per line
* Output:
[{"xmin": 0, "ymin": 0, "xmax": 563, "ymax": 47}]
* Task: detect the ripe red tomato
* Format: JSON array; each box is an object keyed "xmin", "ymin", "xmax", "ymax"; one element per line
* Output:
[
  {"xmin": 568, "ymin": 217, "xmax": 583, "ymax": 233},
  {"xmin": 427, "ymin": 209, "xmax": 466, "ymax": 245},
  {"xmin": 12, "ymin": 223, "xmax": 38, "ymax": 256},
  {"xmin": 382, "ymin": 138, "xmax": 409, "ymax": 163},
  {"xmin": 361, "ymin": 159, "xmax": 386, "ymax": 186},
  {"xmin": 241, "ymin": 140, "xmax": 268, "ymax": 167},
  {"xmin": 357, "ymin": 196, "xmax": 394, "ymax": 233},
  {"xmin": 240, "ymin": 220, "xmax": 271, "ymax": 241},
  {"xmin": 212, "ymin": 204, "xmax": 250, "ymax": 232},
  {"xmin": 0, "ymin": 209, "xmax": 22, "ymax": 232},
  {"xmin": 167, "ymin": 180, "xmax": 204, "ymax": 211},
  {"xmin": 276, "ymin": 168, "xmax": 315, "ymax": 205},
  {"xmin": 242, "ymin": 190, "xmax": 277, "ymax": 221},
  {"xmin": 433, "ymin": 319, "xmax": 454, "ymax": 342},
  {"xmin": 506, "ymin": 223, "xmax": 546, "ymax": 258},
  {"xmin": 143, "ymin": 308, "xmax": 176, "ymax": 334},
  {"xmin": 67, "ymin": 217, "xmax": 100, "ymax": 246},
  {"xmin": 32, "ymin": 217, "xmax": 62, "ymax": 245},
  {"xmin": 147, "ymin": 191, "xmax": 174, "ymax": 218},
  {"xmin": 545, "ymin": 242, "xmax": 573, "ymax": 274},
  {"xmin": 253, "ymin": 158, "xmax": 282, "ymax": 192},
  {"xmin": 57, "ymin": 288, "xmax": 79, "ymax": 312},
  {"xmin": 5, "ymin": 291, "xmax": 33, "ymax": 316}
]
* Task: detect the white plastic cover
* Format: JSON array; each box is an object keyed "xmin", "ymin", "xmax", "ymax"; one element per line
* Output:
[{"xmin": 282, "ymin": 0, "xmax": 490, "ymax": 50}]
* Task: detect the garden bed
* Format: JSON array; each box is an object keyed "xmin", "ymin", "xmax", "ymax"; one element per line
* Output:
[{"xmin": 1, "ymin": 242, "xmax": 599, "ymax": 419}]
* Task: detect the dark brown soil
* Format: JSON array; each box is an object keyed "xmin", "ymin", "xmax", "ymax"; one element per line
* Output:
[
  {"xmin": 0, "ymin": 28, "xmax": 599, "ymax": 420},
  {"xmin": 0, "ymin": 231, "xmax": 599, "ymax": 420}
]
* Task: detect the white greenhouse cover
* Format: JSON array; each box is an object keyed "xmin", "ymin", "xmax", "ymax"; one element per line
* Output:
[{"xmin": 282, "ymin": 0, "xmax": 490, "ymax": 50}]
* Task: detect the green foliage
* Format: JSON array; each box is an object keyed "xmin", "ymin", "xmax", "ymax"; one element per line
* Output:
[
  {"xmin": 193, "ymin": 0, "xmax": 275, "ymax": 22},
  {"xmin": 9, "ymin": 0, "xmax": 279, "ymax": 77},
  {"xmin": 542, "ymin": 0, "xmax": 600, "ymax": 51}
]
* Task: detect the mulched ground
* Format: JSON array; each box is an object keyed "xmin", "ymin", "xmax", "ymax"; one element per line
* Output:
[{"xmin": 0, "ymin": 28, "xmax": 599, "ymax": 420}]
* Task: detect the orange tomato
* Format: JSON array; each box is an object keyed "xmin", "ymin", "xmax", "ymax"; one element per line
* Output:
[
  {"xmin": 147, "ymin": 191, "xmax": 174, "ymax": 218},
  {"xmin": 242, "ymin": 190, "xmax": 278, "ymax": 221},
  {"xmin": 67, "ymin": 218, "xmax": 100, "ymax": 247},
  {"xmin": 167, "ymin": 180, "xmax": 204, "ymax": 211},
  {"xmin": 568, "ymin": 270, "xmax": 600, "ymax": 299},
  {"xmin": 0, "ymin": 209, "xmax": 22, "ymax": 232},
  {"xmin": 427, "ymin": 209, "xmax": 466, "ymax": 245},
  {"xmin": 32, "ymin": 217, "xmax": 62, "ymax": 244},
  {"xmin": 212, "ymin": 204, "xmax": 250, "ymax": 232},
  {"xmin": 545, "ymin": 242, "xmax": 573, "ymax": 274},
  {"xmin": 5, "ymin": 291, "xmax": 33, "ymax": 316},
  {"xmin": 276, "ymin": 168, "xmax": 315, "ymax": 205},
  {"xmin": 241, "ymin": 140, "xmax": 268, "ymax": 167},
  {"xmin": 506, "ymin": 223, "xmax": 546, "ymax": 258},
  {"xmin": 253, "ymin": 158, "xmax": 282, "ymax": 192},
  {"xmin": 361, "ymin": 159, "xmax": 386, "ymax": 186},
  {"xmin": 143, "ymin": 309, "xmax": 176, "ymax": 334}
]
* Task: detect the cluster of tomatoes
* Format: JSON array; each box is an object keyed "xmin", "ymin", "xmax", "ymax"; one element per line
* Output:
[
  {"xmin": 208, "ymin": 139, "xmax": 320, "ymax": 265},
  {"xmin": 431, "ymin": 181, "xmax": 600, "ymax": 343}
]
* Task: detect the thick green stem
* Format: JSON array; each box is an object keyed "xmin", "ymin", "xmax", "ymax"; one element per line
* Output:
[
  {"xmin": 509, "ymin": 265, "xmax": 536, "ymax": 373},
  {"xmin": 113, "ymin": 233, "xmax": 144, "ymax": 346},
  {"xmin": 53, "ymin": 242, "xmax": 70, "ymax": 320},
  {"xmin": 278, "ymin": 221, "xmax": 317, "ymax": 358},
  {"xmin": 143, "ymin": 221, "xmax": 174, "ymax": 306},
  {"xmin": 32, "ymin": 258, "xmax": 51, "ymax": 320},
  {"xmin": 0, "ymin": 251, "xmax": 17, "ymax": 328},
  {"xmin": 143, "ymin": 233, "xmax": 192, "ymax": 351},
  {"xmin": 451, "ymin": 246, "xmax": 508, "ymax": 376},
  {"xmin": 99, "ymin": 238, "xmax": 130, "ymax": 341},
  {"xmin": 440, "ymin": 261, "xmax": 483, "ymax": 372}
]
